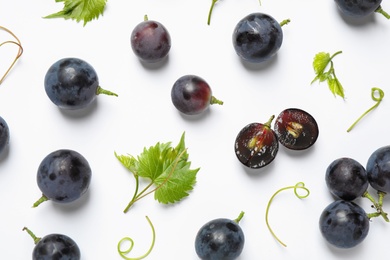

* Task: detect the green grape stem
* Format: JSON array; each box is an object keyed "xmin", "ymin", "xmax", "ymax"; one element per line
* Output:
[
  {"xmin": 207, "ymin": 0, "xmax": 218, "ymax": 25},
  {"xmin": 0, "ymin": 26, "xmax": 23, "ymax": 85},
  {"xmin": 210, "ymin": 96, "xmax": 223, "ymax": 105},
  {"xmin": 96, "ymin": 86, "xmax": 118, "ymax": 97},
  {"xmin": 264, "ymin": 115, "xmax": 275, "ymax": 128},
  {"xmin": 280, "ymin": 19, "xmax": 291, "ymax": 27},
  {"xmin": 32, "ymin": 194, "xmax": 49, "ymax": 208},
  {"xmin": 362, "ymin": 190, "xmax": 389, "ymax": 222},
  {"xmin": 375, "ymin": 6, "xmax": 390, "ymax": 19},
  {"xmin": 234, "ymin": 211, "xmax": 245, "ymax": 223},
  {"xmin": 23, "ymin": 227, "xmax": 41, "ymax": 244}
]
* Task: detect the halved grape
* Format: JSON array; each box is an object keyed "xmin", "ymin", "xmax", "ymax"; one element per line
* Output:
[
  {"xmin": 274, "ymin": 108, "xmax": 319, "ymax": 150},
  {"xmin": 234, "ymin": 115, "xmax": 278, "ymax": 169}
]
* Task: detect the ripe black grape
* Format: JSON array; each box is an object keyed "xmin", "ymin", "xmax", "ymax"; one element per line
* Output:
[
  {"xmin": 171, "ymin": 75, "xmax": 223, "ymax": 115},
  {"xmin": 44, "ymin": 57, "xmax": 117, "ymax": 110},
  {"xmin": 274, "ymin": 108, "xmax": 319, "ymax": 150},
  {"xmin": 24, "ymin": 227, "xmax": 81, "ymax": 260},
  {"xmin": 319, "ymin": 200, "xmax": 369, "ymax": 249},
  {"xmin": 234, "ymin": 115, "xmax": 278, "ymax": 169},
  {"xmin": 195, "ymin": 212, "xmax": 245, "ymax": 260},
  {"xmin": 232, "ymin": 13, "xmax": 286, "ymax": 63},
  {"xmin": 366, "ymin": 145, "xmax": 390, "ymax": 193},
  {"xmin": 325, "ymin": 157, "xmax": 368, "ymax": 201},
  {"xmin": 335, "ymin": 0, "xmax": 383, "ymax": 17},
  {"xmin": 0, "ymin": 116, "xmax": 10, "ymax": 155},
  {"xmin": 34, "ymin": 149, "xmax": 92, "ymax": 206},
  {"xmin": 130, "ymin": 16, "xmax": 171, "ymax": 63}
]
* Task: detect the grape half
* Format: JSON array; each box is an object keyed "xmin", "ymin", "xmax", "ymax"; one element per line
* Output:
[
  {"xmin": 35, "ymin": 149, "xmax": 92, "ymax": 206},
  {"xmin": 325, "ymin": 157, "xmax": 368, "ymax": 201},
  {"xmin": 0, "ymin": 116, "xmax": 10, "ymax": 155},
  {"xmin": 232, "ymin": 13, "xmax": 284, "ymax": 63},
  {"xmin": 195, "ymin": 213, "xmax": 245, "ymax": 260},
  {"xmin": 274, "ymin": 108, "xmax": 319, "ymax": 150},
  {"xmin": 366, "ymin": 145, "xmax": 390, "ymax": 193},
  {"xmin": 44, "ymin": 57, "xmax": 117, "ymax": 110},
  {"xmin": 319, "ymin": 200, "xmax": 369, "ymax": 249},
  {"xmin": 130, "ymin": 16, "xmax": 171, "ymax": 63},
  {"xmin": 171, "ymin": 75, "xmax": 223, "ymax": 115},
  {"xmin": 234, "ymin": 115, "xmax": 278, "ymax": 169}
]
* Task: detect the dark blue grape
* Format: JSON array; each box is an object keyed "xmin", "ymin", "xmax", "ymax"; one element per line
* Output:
[
  {"xmin": 0, "ymin": 116, "xmax": 10, "ymax": 155},
  {"xmin": 130, "ymin": 16, "xmax": 171, "ymax": 63},
  {"xmin": 319, "ymin": 200, "xmax": 369, "ymax": 248},
  {"xmin": 34, "ymin": 149, "xmax": 92, "ymax": 206},
  {"xmin": 171, "ymin": 75, "xmax": 223, "ymax": 115},
  {"xmin": 232, "ymin": 13, "xmax": 285, "ymax": 63},
  {"xmin": 335, "ymin": 0, "xmax": 382, "ymax": 17},
  {"xmin": 195, "ymin": 214, "xmax": 245, "ymax": 260},
  {"xmin": 44, "ymin": 57, "xmax": 117, "ymax": 110},
  {"xmin": 366, "ymin": 145, "xmax": 390, "ymax": 193},
  {"xmin": 325, "ymin": 157, "xmax": 368, "ymax": 201}
]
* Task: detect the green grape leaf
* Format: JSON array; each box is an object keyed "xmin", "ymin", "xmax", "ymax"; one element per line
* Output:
[
  {"xmin": 327, "ymin": 77, "xmax": 345, "ymax": 99},
  {"xmin": 44, "ymin": 0, "xmax": 107, "ymax": 26},
  {"xmin": 312, "ymin": 52, "xmax": 330, "ymax": 75}
]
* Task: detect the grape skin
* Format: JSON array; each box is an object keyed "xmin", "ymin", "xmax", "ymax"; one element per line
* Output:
[
  {"xmin": 130, "ymin": 19, "xmax": 171, "ymax": 63},
  {"xmin": 195, "ymin": 218, "xmax": 245, "ymax": 260},
  {"xmin": 319, "ymin": 200, "xmax": 369, "ymax": 249},
  {"xmin": 366, "ymin": 145, "xmax": 390, "ymax": 193},
  {"xmin": 325, "ymin": 157, "xmax": 368, "ymax": 201},
  {"xmin": 44, "ymin": 58, "xmax": 100, "ymax": 110},
  {"xmin": 232, "ymin": 13, "xmax": 283, "ymax": 63},
  {"xmin": 335, "ymin": 0, "xmax": 382, "ymax": 17},
  {"xmin": 37, "ymin": 149, "xmax": 92, "ymax": 204},
  {"xmin": 33, "ymin": 233, "xmax": 81, "ymax": 260},
  {"xmin": 0, "ymin": 116, "xmax": 10, "ymax": 155}
]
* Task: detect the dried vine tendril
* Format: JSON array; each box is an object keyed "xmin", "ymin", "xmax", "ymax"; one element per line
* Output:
[
  {"xmin": 117, "ymin": 216, "xmax": 156, "ymax": 260},
  {"xmin": 265, "ymin": 182, "xmax": 310, "ymax": 247},
  {"xmin": 0, "ymin": 26, "xmax": 23, "ymax": 85},
  {"xmin": 347, "ymin": 87, "xmax": 384, "ymax": 132}
]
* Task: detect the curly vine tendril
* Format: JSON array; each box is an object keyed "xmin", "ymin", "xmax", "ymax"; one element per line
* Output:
[
  {"xmin": 117, "ymin": 216, "xmax": 156, "ymax": 260},
  {"xmin": 0, "ymin": 25, "xmax": 23, "ymax": 85},
  {"xmin": 265, "ymin": 182, "xmax": 310, "ymax": 247}
]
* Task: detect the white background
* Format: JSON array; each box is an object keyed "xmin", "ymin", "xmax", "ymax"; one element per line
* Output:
[{"xmin": 1, "ymin": 0, "xmax": 390, "ymax": 259}]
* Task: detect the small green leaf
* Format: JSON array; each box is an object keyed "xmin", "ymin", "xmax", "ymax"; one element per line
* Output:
[
  {"xmin": 312, "ymin": 52, "xmax": 330, "ymax": 75},
  {"xmin": 114, "ymin": 152, "xmax": 138, "ymax": 174},
  {"xmin": 44, "ymin": 0, "xmax": 107, "ymax": 26},
  {"xmin": 327, "ymin": 77, "xmax": 344, "ymax": 99}
]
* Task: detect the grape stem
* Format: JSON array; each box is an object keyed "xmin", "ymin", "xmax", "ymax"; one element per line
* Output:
[
  {"xmin": 0, "ymin": 26, "xmax": 23, "ymax": 85},
  {"xmin": 234, "ymin": 211, "xmax": 245, "ymax": 223},
  {"xmin": 375, "ymin": 6, "xmax": 390, "ymax": 19},
  {"xmin": 279, "ymin": 19, "xmax": 291, "ymax": 27},
  {"xmin": 23, "ymin": 227, "xmax": 41, "ymax": 244},
  {"xmin": 347, "ymin": 87, "xmax": 384, "ymax": 132},
  {"xmin": 362, "ymin": 190, "xmax": 389, "ymax": 222},
  {"xmin": 265, "ymin": 182, "xmax": 310, "ymax": 247},
  {"xmin": 96, "ymin": 86, "xmax": 118, "ymax": 97},
  {"xmin": 32, "ymin": 194, "xmax": 50, "ymax": 208},
  {"xmin": 207, "ymin": 0, "xmax": 218, "ymax": 25},
  {"xmin": 210, "ymin": 96, "xmax": 223, "ymax": 105},
  {"xmin": 117, "ymin": 216, "xmax": 156, "ymax": 260}
]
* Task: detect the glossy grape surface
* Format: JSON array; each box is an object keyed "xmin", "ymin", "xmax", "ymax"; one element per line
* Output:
[
  {"xmin": 0, "ymin": 116, "xmax": 10, "ymax": 154},
  {"xmin": 171, "ymin": 75, "xmax": 214, "ymax": 115},
  {"xmin": 232, "ymin": 13, "xmax": 283, "ymax": 63},
  {"xmin": 335, "ymin": 0, "xmax": 382, "ymax": 17},
  {"xmin": 44, "ymin": 58, "xmax": 101, "ymax": 110},
  {"xmin": 130, "ymin": 18, "xmax": 171, "ymax": 63},
  {"xmin": 195, "ymin": 218, "xmax": 245, "ymax": 260},
  {"xmin": 366, "ymin": 145, "xmax": 390, "ymax": 193},
  {"xmin": 325, "ymin": 157, "xmax": 368, "ymax": 201},
  {"xmin": 234, "ymin": 117, "xmax": 278, "ymax": 169},
  {"xmin": 37, "ymin": 149, "xmax": 92, "ymax": 203},
  {"xmin": 319, "ymin": 200, "xmax": 369, "ymax": 248},
  {"xmin": 274, "ymin": 108, "xmax": 319, "ymax": 150},
  {"xmin": 33, "ymin": 233, "xmax": 81, "ymax": 260}
]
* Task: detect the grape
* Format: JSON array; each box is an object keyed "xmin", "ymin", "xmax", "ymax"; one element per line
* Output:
[
  {"xmin": 232, "ymin": 13, "xmax": 287, "ymax": 63},
  {"xmin": 44, "ymin": 57, "xmax": 117, "ymax": 110},
  {"xmin": 319, "ymin": 200, "xmax": 369, "ymax": 249},
  {"xmin": 366, "ymin": 145, "xmax": 390, "ymax": 193},
  {"xmin": 130, "ymin": 15, "xmax": 171, "ymax": 63},
  {"xmin": 195, "ymin": 212, "xmax": 245, "ymax": 260},
  {"xmin": 34, "ymin": 149, "xmax": 92, "ymax": 206},
  {"xmin": 335, "ymin": 0, "xmax": 382, "ymax": 17},
  {"xmin": 234, "ymin": 115, "xmax": 278, "ymax": 169},
  {"xmin": 274, "ymin": 108, "xmax": 319, "ymax": 150},
  {"xmin": 325, "ymin": 157, "xmax": 368, "ymax": 201},
  {"xmin": 24, "ymin": 227, "xmax": 81, "ymax": 260},
  {"xmin": 0, "ymin": 116, "xmax": 10, "ymax": 155},
  {"xmin": 171, "ymin": 75, "xmax": 223, "ymax": 115}
]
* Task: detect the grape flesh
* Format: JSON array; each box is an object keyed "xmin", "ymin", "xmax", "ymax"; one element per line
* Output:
[
  {"xmin": 195, "ymin": 218, "xmax": 245, "ymax": 260},
  {"xmin": 0, "ymin": 116, "xmax": 10, "ymax": 154},
  {"xmin": 366, "ymin": 145, "xmax": 390, "ymax": 193},
  {"xmin": 325, "ymin": 157, "xmax": 368, "ymax": 201},
  {"xmin": 130, "ymin": 18, "xmax": 171, "ymax": 63},
  {"xmin": 171, "ymin": 75, "xmax": 219, "ymax": 115},
  {"xmin": 232, "ymin": 13, "xmax": 283, "ymax": 63},
  {"xmin": 319, "ymin": 200, "xmax": 369, "ymax": 249},
  {"xmin": 234, "ymin": 116, "xmax": 278, "ymax": 169},
  {"xmin": 36, "ymin": 149, "xmax": 92, "ymax": 204},
  {"xmin": 274, "ymin": 108, "xmax": 319, "ymax": 150},
  {"xmin": 33, "ymin": 233, "xmax": 81, "ymax": 260},
  {"xmin": 335, "ymin": 0, "xmax": 382, "ymax": 17}
]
